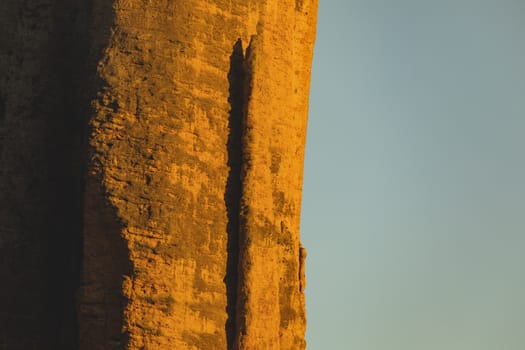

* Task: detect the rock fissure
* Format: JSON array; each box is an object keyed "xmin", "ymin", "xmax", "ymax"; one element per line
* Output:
[{"xmin": 225, "ymin": 38, "xmax": 246, "ymax": 350}]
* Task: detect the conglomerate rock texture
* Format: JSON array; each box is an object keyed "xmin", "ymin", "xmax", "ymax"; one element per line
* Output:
[{"xmin": 0, "ymin": 1, "xmax": 317, "ymax": 349}]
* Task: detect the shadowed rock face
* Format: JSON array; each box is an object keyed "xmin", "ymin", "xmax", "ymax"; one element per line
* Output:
[{"xmin": 0, "ymin": 1, "xmax": 317, "ymax": 349}]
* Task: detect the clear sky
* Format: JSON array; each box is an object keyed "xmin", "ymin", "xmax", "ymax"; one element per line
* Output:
[{"xmin": 301, "ymin": 1, "xmax": 525, "ymax": 349}]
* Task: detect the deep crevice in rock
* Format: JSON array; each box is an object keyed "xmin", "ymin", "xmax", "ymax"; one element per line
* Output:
[{"xmin": 225, "ymin": 38, "xmax": 245, "ymax": 350}]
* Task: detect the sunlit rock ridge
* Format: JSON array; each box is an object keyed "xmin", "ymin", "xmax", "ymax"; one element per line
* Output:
[{"xmin": 0, "ymin": 0, "xmax": 317, "ymax": 349}]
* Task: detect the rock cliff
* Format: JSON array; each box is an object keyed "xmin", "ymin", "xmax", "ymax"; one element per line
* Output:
[{"xmin": 0, "ymin": 1, "xmax": 317, "ymax": 349}]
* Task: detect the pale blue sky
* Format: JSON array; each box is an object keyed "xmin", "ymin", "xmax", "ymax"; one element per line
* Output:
[{"xmin": 302, "ymin": 1, "xmax": 525, "ymax": 349}]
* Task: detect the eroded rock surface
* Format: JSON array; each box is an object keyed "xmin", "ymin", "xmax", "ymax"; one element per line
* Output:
[{"xmin": 0, "ymin": 1, "xmax": 317, "ymax": 349}]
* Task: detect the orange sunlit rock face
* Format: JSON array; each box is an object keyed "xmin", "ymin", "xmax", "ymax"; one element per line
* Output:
[{"xmin": 1, "ymin": 1, "xmax": 317, "ymax": 349}]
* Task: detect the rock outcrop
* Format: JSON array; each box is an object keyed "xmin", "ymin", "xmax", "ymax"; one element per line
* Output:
[{"xmin": 0, "ymin": 1, "xmax": 317, "ymax": 349}]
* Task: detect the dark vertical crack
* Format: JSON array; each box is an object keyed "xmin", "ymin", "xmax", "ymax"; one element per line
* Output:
[
  {"xmin": 224, "ymin": 39, "xmax": 245, "ymax": 350},
  {"xmin": 233, "ymin": 36, "xmax": 257, "ymax": 349}
]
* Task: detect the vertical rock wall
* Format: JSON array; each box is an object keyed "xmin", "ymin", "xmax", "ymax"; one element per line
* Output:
[
  {"xmin": 236, "ymin": 2, "xmax": 317, "ymax": 348},
  {"xmin": 0, "ymin": 1, "xmax": 317, "ymax": 349},
  {"xmin": 0, "ymin": 1, "xmax": 88, "ymax": 348}
]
